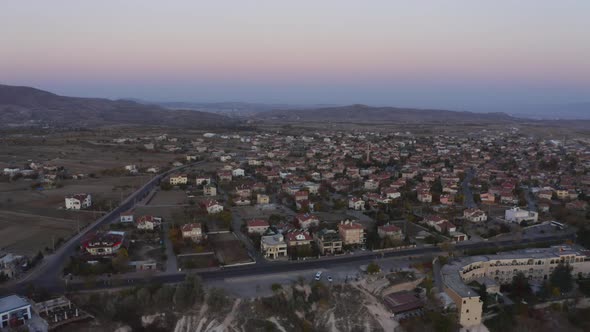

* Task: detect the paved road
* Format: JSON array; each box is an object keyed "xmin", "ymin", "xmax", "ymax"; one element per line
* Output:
[
  {"xmin": 1, "ymin": 231, "xmax": 572, "ymax": 296},
  {"xmin": 462, "ymin": 168, "xmax": 476, "ymax": 208},
  {"xmin": 1, "ymin": 161, "xmax": 204, "ymax": 294},
  {"xmin": 433, "ymin": 257, "xmax": 443, "ymax": 293},
  {"xmin": 162, "ymin": 222, "xmax": 178, "ymax": 273}
]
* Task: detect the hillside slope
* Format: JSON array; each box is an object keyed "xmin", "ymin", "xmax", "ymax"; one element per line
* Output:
[
  {"xmin": 253, "ymin": 104, "xmax": 517, "ymax": 124},
  {"xmin": 0, "ymin": 84, "xmax": 233, "ymax": 128}
]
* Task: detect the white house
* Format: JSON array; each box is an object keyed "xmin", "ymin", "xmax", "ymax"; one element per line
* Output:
[
  {"xmin": 146, "ymin": 166, "xmax": 159, "ymax": 173},
  {"xmin": 348, "ymin": 197, "xmax": 365, "ymax": 210},
  {"xmin": 65, "ymin": 193, "xmax": 92, "ymax": 210},
  {"xmin": 120, "ymin": 211, "xmax": 134, "ymax": 223},
  {"xmin": 204, "ymin": 200, "xmax": 224, "ymax": 214},
  {"xmin": 505, "ymin": 207, "xmax": 538, "ymax": 224},
  {"xmin": 204, "ymin": 184, "xmax": 217, "ymax": 196},
  {"xmin": 136, "ymin": 216, "xmax": 161, "ymax": 230},
  {"xmin": 170, "ymin": 174, "xmax": 188, "ymax": 185},
  {"xmin": 232, "ymin": 168, "xmax": 245, "ymax": 177},
  {"xmin": 181, "ymin": 223, "xmax": 202, "ymax": 241},
  {"xmin": 124, "ymin": 164, "xmax": 138, "ymax": 174},
  {"xmin": 195, "ymin": 177, "xmax": 211, "ymax": 185},
  {"xmin": 463, "ymin": 208, "xmax": 488, "ymax": 222}
]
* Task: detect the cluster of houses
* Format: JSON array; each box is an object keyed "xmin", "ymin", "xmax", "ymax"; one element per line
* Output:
[{"xmin": 243, "ymin": 215, "xmax": 404, "ymax": 259}]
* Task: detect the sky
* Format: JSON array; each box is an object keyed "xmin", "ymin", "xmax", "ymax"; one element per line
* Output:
[{"xmin": 1, "ymin": 1, "xmax": 589, "ymax": 110}]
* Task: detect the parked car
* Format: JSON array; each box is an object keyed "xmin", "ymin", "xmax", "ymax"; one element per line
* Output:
[{"xmin": 314, "ymin": 271, "xmax": 322, "ymax": 281}]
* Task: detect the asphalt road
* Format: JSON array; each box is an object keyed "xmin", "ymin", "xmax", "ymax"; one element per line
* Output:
[{"xmin": 43, "ymin": 232, "xmax": 576, "ymax": 294}]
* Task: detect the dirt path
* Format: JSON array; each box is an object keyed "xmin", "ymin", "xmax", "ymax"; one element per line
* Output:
[{"xmin": 353, "ymin": 283, "xmax": 399, "ymax": 332}]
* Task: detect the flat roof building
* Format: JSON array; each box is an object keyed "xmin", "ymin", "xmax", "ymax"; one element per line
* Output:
[{"xmin": 441, "ymin": 246, "xmax": 590, "ymax": 328}]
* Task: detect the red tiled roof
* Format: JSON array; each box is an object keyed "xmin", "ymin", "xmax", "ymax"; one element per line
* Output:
[{"xmin": 247, "ymin": 219, "xmax": 269, "ymax": 228}]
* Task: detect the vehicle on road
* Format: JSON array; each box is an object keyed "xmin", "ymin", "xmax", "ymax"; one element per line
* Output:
[
  {"xmin": 327, "ymin": 276, "xmax": 333, "ymax": 282},
  {"xmin": 315, "ymin": 271, "xmax": 322, "ymax": 281},
  {"xmin": 550, "ymin": 221, "xmax": 566, "ymax": 230}
]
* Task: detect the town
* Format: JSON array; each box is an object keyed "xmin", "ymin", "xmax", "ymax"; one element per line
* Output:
[{"xmin": 1, "ymin": 123, "xmax": 589, "ymax": 331}]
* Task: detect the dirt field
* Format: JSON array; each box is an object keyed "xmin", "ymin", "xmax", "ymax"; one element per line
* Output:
[
  {"xmin": 0, "ymin": 210, "xmax": 84, "ymax": 256},
  {"xmin": 148, "ymin": 190, "xmax": 188, "ymax": 206},
  {"xmin": 178, "ymin": 253, "xmax": 218, "ymax": 270},
  {"xmin": 209, "ymin": 233, "xmax": 253, "ymax": 266},
  {"xmin": 0, "ymin": 176, "xmax": 152, "ymax": 257}
]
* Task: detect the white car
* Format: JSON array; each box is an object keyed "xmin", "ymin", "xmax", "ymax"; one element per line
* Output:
[
  {"xmin": 314, "ymin": 271, "xmax": 322, "ymax": 281},
  {"xmin": 327, "ymin": 276, "xmax": 333, "ymax": 282}
]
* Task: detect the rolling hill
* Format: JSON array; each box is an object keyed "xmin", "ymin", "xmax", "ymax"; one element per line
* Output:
[
  {"xmin": 252, "ymin": 104, "xmax": 517, "ymax": 124},
  {"xmin": 0, "ymin": 84, "xmax": 234, "ymax": 128}
]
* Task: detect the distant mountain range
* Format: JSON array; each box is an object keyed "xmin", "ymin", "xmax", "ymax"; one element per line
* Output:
[
  {"xmin": 0, "ymin": 84, "xmax": 233, "ymax": 128},
  {"xmin": 482, "ymin": 102, "xmax": 590, "ymax": 120},
  {"xmin": 251, "ymin": 104, "xmax": 518, "ymax": 124},
  {"xmin": 1, "ymin": 84, "xmax": 588, "ymax": 129},
  {"xmin": 130, "ymin": 99, "xmax": 337, "ymax": 117}
]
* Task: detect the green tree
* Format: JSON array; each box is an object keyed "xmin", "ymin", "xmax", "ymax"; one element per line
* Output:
[
  {"xmin": 112, "ymin": 248, "xmax": 130, "ymax": 273},
  {"xmin": 271, "ymin": 283, "xmax": 283, "ymax": 293},
  {"xmin": 207, "ymin": 287, "xmax": 229, "ymax": 312},
  {"xmin": 509, "ymin": 272, "xmax": 532, "ymax": 301},
  {"xmin": 550, "ymin": 263, "xmax": 573, "ymax": 293},
  {"xmin": 366, "ymin": 262, "xmax": 381, "ymax": 274}
]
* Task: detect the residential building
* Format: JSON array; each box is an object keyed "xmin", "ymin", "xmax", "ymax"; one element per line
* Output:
[
  {"xmin": 338, "ymin": 220, "xmax": 365, "ymax": 246},
  {"xmin": 119, "ymin": 211, "xmax": 134, "ymax": 223},
  {"xmin": 348, "ymin": 197, "xmax": 365, "ymax": 210},
  {"xmin": 247, "ymin": 219, "xmax": 270, "ymax": 234},
  {"xmin": 65, "ymin": 193, "xmax": 92, "ymax": 210},
  {"xmin": 232, "ymin": 168, "xmax": 245, "ymax": 177},
  {"xmin": 314, "ymin": 229, "xmax": 343, "ymax": 255},
  {"xmin": 295, "ymin": 213, "xmax": 320, "ymax": 229},
  {"xmin": 261, "ymin": 234, "xmax": 287, "ymax": 259},
  {"xmin": 463, "ymin": 208, "xmax": 488, "ymax": 222},
  {"xmin": 82, "ymin": 231, "xmax": 125, "ymax": 256},
  {"xmin": 0, "ymin": 295, "xmax": 32, "ymax": 329},
  {"xmin": 378, "ymin": 223, "xmax": 403, "ymax": 240},
  {"xmin": 442, "ymin": 246, "xmax": 590, "ymax": 328},
  {"xmin": 204, "ymin": 184, "xmax": 217, "ymax": 196},
  {"xmin": 256, "ymin": 194, "xmax": 270, "ymax": 205},
  {"xmin": 217, "ymin": 171, "xmax": 232, "ymax": 182},
  {"xmin": 195, "ymin": 177, "xmax": 211, "ymax": 185},
  {"xmin": 284, "ymin": 230, "xmax": 313, "ymax": 247},
  {"xmin": 505, "ymin": 207, "xmax": 538, "ymax": 224},
  {"xmin": 203, "ymin": 200, "xmax": 223, "ymax": 214},
  {"xmin": 417, "ymin": 190, "xmax": 432, "ymax": 203},
  {"xmin": 294, "ymin": 191, "xmax": 309, "ymax": 202},
  {"xmin": 169, "ymin": 174, "xmax": 188, "ymax": 185},
  {"xmin": 136, "ymin": 215, "xmax": 161, "ymax": 231},
  {"xmin": 364, "ymin": 179, "xmax": 379, "ymax": 191},
  {"xmin": 181, "ymin": 223, "xmax": 202, "ymax": 241}
]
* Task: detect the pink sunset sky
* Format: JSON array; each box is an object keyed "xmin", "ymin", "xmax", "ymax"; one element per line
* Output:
[{"xmin": 1, "ymin": 0, "xmax": 589, "ymax": 109}]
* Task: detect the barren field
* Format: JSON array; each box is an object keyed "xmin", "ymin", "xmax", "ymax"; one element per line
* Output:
[
  {"xmin": 0, "ymin": 175, "xmax": 153, "ymax": 257},
  {"xmin": 209, "ymin": 233, "xmax": 252, "ymax": 266},
  {"xmin": 148, "ymin": 190, "xmax": 188, "ymax": 206},
  {"xmin": 0, "ymin": 210, "xmax": 85, "ymax": 256}
]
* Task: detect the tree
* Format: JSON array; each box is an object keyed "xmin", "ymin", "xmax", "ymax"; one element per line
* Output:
[
  {"xmin": 271, "ymin": 283, "xmax": 283, "ymax": 293},
  {"xmin": 478, "ymin": 283, "xmax": 489, "ymax": 312},
  {"xmin": 207, "ymin": 287, "xmax": 229, "ymax": 312},
  {"xmin": 366, "ymin": 262, "xmax": 380, "ymax": 274},
  {"xmin": 153, "ymin": 285, "xmax": 175, "ymax": 308},
  {"xmin": 112, "ymin": 248, "xmax": 130, "ymax": 273},
  {"xmin": 508, "ymin": 272, "xmax": 532, "ymax": 301},
  {"xmin": 550, "ymin": 263, "xmax": 573, "ymax": 294}
]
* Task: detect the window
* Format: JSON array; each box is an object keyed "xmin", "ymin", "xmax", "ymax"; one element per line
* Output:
[{"xmin": 463, "ymin": 300, "xmax": 466, "ymax": 304}]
